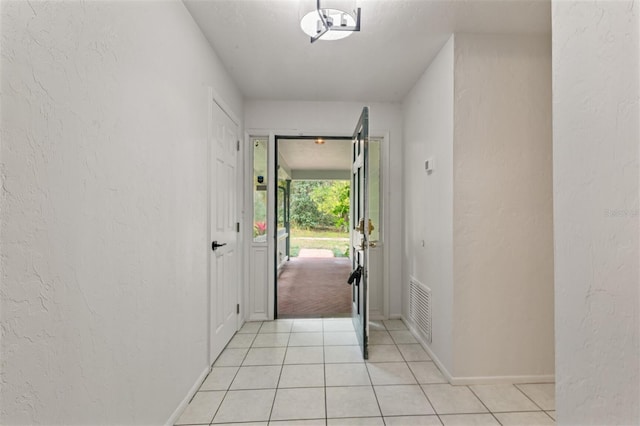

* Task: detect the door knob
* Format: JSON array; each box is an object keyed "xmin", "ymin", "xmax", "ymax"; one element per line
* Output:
[{"xmin": 212, "ymin": 241, "xmax": 227, "ymax": 251}]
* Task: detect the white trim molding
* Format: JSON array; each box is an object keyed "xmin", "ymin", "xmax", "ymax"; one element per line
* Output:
[{"xmin": 244, "ymin": 128, "xmax": 393, "ymax": 322}]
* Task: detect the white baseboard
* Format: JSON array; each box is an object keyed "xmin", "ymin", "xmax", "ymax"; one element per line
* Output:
[
  {"xmin": 250, "ymin": 314, "xmax": 270, "ymax": 321},
  {"xmin": 369, "ymin": 311, "xmax": 385, "ymax": 320},
  {"xmin": 401, "ymin": 315, "xmax": 454, "ymax": 383},
  {"xmin": 166, "ymin": 365, "xmax": 211, "ymax": 426},
  {"xmin": 400, "ymin": 316, "xmax": 554, "ymax": 385},
  {"xmin": 449, "ymin": 374, "xmax": 556, "ymax": 385}
]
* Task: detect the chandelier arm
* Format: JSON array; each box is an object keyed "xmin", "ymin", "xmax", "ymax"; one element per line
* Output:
[
  {"xmin": 315, "ymin": 0, "xmax": 329, "ymax": 31},
  {"xmin": 329, "ymin": 26, "xmax": 358, "ymax": 32},
  {"xmin": 310, "ymin": 26, "xmax": 330, "ymax": 43}
]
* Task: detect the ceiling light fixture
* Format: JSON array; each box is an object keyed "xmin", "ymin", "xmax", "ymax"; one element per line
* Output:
[
  {"xmin": 300, "ymin": 0, "xmax": 361, "ymax": 44},
  {"xmin": 315, "ymin": 138, "xmax": 325, "ymax": 145}
]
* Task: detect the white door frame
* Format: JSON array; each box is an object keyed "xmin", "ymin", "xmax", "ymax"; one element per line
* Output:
[
  {"xmin": 207, "ymin": 87, "xmax": 242, "ymax": 365},
  {"xmin": 243, "ymin": 128, "xmax": 391, "ymax": 321}
]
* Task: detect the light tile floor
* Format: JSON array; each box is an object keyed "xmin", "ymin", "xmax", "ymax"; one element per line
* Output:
[{"xmin": 176, "ymin": 318, "xmax": 556, "ymax": 426}]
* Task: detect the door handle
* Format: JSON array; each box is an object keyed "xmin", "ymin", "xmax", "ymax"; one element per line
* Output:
[
  {"xmin": 212, "ymin": 241, "xmax": 227, "ymax": 251},
  {"xmin": 347, "ymin": 266, "xmax": 363, "ymax": 286}
]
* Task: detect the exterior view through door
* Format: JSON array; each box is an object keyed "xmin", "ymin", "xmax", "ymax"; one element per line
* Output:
[{"xmin": 274, "ymin": 136, "xmax": 353, "ymax": 318}]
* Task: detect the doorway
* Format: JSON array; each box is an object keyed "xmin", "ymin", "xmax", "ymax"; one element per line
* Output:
[
  {"xmin": 246, "ymin": 128, "xmax": 386, "ymax": 326},
  {"xmin": 274, "ymin": 136, "xmax": 353, "ymax": 319},
  {"xmin": 270, "ymin": 133, "xmax": 382, "ymax": 322}
]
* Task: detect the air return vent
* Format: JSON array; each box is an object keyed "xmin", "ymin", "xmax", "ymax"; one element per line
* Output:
[{"xmin": 409, "ymin": 277, "xmax": 432, "ymax": 343}]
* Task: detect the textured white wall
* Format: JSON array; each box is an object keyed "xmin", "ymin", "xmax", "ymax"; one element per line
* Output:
[
  {"xmin": 552, "ymin": 1, "xmax": 640, "ymax": 424},
  {"xmin": 0, "ymin": 1, "xmax": 242, "ymax": 424},
  {"xmin": 401, "ymin": 33, "xmax": 554, "ymax": 381},
  {"xmin": 244, "ymin": 100, "xmax": 404, "ymax": 318},
  {"xmin": 453, "ymin": 34, "xmax": 554, "ymax": 379},
  {"xmin": 401, "ymin": 36, "xmax": 455, "ymax": 374}
]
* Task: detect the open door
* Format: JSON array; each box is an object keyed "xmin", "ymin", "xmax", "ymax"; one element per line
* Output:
[{"xmin": 350, "ymin": 107, "xmax": 370, "ymax": 358}]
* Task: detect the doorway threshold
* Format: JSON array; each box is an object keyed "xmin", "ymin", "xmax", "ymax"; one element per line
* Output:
[{"xmin": 277, "ymin": 313, "xmax": 351, "ymax": 319}]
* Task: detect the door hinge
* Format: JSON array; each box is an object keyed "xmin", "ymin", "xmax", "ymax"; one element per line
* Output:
[
  {"xmin": 236, "ymin": 222, "xmax": 240, "ymax": 232},
  {"xmin": 236, "ymin": 304, "xmax": 240, "ymax": 314},
  {"xmin": 236, "ymin": 140, "xmax": 240, "ymax": 151}
]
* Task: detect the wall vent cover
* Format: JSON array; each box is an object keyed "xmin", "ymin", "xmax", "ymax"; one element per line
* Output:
[{"xmin": 409, "ymin": 277, "xmax": 432, "ymax": 343}]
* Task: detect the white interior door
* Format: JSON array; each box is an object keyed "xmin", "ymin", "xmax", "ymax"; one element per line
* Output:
[{"xmin": 209, "ymin": 99, "xmax": 239, "ymax": 365}]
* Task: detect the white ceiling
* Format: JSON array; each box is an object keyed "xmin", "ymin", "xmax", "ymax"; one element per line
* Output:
[
  {"xmin": 279, "ymin": 138, "xmax": 352, "ymax": 173},
  {"xmin": 184, "ymin": 0, "xmax": 551, "ymax": 102}
]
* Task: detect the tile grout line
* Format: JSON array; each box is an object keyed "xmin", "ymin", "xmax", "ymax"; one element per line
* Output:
[
  {"xmin": 323, "ymin": 320, "xmax": 329, "ymax": 426},
  {"xmin": 466, "ymin": 385, "xmax": 504, "ymax": 426},
  {"xmin": 366, "ymin": 321, "xmax": 394, "ymax": 423},
  {"xmin": 513, "ymin": 382, "xmax": 551, "ymax": 413},
  {"xmin": 514, "ymin": 383, "xmax": 558, "ymax": 422},
  {"xmin": 195, "ymin": 320, "xmax": 320, "ymax": 425},
  {"xmin": 207, "ymin": 323, "xmax": 261, "ymax": 425},
  {"xmin": 203, "ymin": 319, "xmax": 558, "ymax": 426},
  {"xmin": 224, "ymin": 385, "xmax": 326, "ymax": 391},
  {"xmin": 266, "ymin": 329, "xmax": 291, "ymax": 423},
  {"xmin": 202, "ymin": 362, "xmax": 238, "ymax": 423},
  {"xmin": 407, "ymin": 345, "xmax": 443, "ymax": 425}
]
